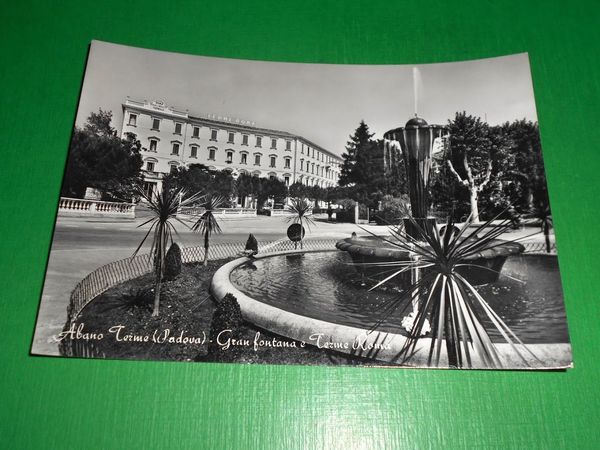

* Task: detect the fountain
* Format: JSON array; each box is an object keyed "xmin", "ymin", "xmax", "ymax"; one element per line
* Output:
[
  {"xmin": 336, "ymin": 69, "xmax": 524, "ymax": 287},
  {"xmin": 209, "ymin": 67, "xmax": 569, "ymax": 368}
]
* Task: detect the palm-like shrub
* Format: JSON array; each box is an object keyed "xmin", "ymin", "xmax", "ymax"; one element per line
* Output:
[
  {"xmin": 364, "ymin": 209, "xmax": 541, "ymax": 368},
  {"xmin": 530, "ymin": 202, "xmax": 553, "ymax": 253},
  {"xmin": 133, "ymin": 186, "xmax": 203, "ymax": 316},
  {"xmin": 192, "ymin": 194, "xmax": 224, "ymax": 266},
  {"xmin": 286, "ymin": 197, "xmax": 316, "ymax": 249}
]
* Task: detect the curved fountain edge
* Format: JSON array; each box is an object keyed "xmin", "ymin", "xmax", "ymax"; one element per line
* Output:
[{"xmin": 210, "ymin": 250, "xmax": 572, "ymax": 369}]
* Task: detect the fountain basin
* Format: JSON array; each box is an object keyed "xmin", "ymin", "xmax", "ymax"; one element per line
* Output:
[
  {"xmin": 335, "ymin": 235, "xmax": 525, "ymax": 286},
  {"xmin": 210, "ymin": 250, "xmax": 571, "ymax": 367}
]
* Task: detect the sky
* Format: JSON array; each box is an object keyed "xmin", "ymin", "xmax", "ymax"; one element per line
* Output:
[{"xmin": 76, "ymin": 41, "xmax": 539, "ymax": 156}]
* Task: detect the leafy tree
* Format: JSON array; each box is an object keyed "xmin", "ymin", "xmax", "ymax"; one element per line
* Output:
[
  {"xmin": 192, "ymin": 194, "xmax": 224, "ymax": 266},
  {"xmin": 289, "ymin": 182, "xmax": 309, "ymax": 199},
  {"xmin": 256, "ymin": 178, "xmax": 288, "ymax": 209},
  {"xmin": 445, "ymin": 112, "xmax": 511, "ymax": 222},
  {"xmin": 163, "ymin": 164, "xmax": 235, "ymax": 202},
  {"xmin": 236, "ymin": 173, "xmax": 257, "ymax": 208},
  {"xmin": 499, "ymin": 120, "xmax": 546, "ymax": 213},
  {"xmin": 62, "ymin": 109, "xmax": 143, "ymax": 199}
]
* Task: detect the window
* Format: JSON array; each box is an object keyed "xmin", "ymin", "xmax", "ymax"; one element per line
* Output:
[
  {"xmin": 174, "ymin": 123, "xmax": 182, "ymax": 134},
  {"xmin": 240, "ymin": 153, "xmax": 248, "ymax": 164},
  {"xmin": 254, "ymin": 154, "xmax": 261, "ymax": 165},
  {"xmin": 143, "ymin": 181, "xmax": 156, "ymax": 198},
  {"xmin": 226, "ymin": 151, "xmax": 233, "ymax": 163},
  {"xmin": 301, "ymin": 144, "xmax": 304, "ymax": 154},
  {"xmin": 146, "ymin": 161, "xmax": 155, "ymax": 171},
  {"xmin": 300, "ymin": 159, "xmax": 304, "ymax": 171},
  {"xmin": 285, "ymin": 140, "xmax": 291, "ymax": 151},
  {"xmin": 171, "ymin": 143, "xmax": 180, "ymax": 155},
  {"xmin": 256, "ymin": 136, "xmax": 262, "ymax": 147},
  {"xmin": 128, "ymin": 113, "xmax": 137, "ymax": 126},
  {"xmin": 284, "ymin": 176, "xmax": 290, "ymax": 186},
  {"xmin": 190, "ymin": 146, "xmax": 198, "ymax": 158},
  {"xmin": 242, "ymin": 134, "xmax": 249, "ymax": 145},
  {"xmin": 270, "ymin": 156, "xmax": 276, "ymax": 168},
  {"xmin": 284, "ymin": 157, "xmax": 291, "ymax": 169},
  {"xmin": 311, "ymin": 163, "xmax": 314, "ymax": 174},
  {"xmin": 271, "ymin": 138, "xmax": 277, "ymax": 149},
  {"xmin": 149, "ymin": 139, "xmax": 158, "ymax": 152},
  {"xmin": 208, "ymin": 148, "xmax": 216, "ymax": 160},
  {"xmin": 228, "ymin": 132, "xmax": 235, "ymax": 143},
  {"xmin": 211, "ymin": 129, "xmax": 218, "ymax": 141},
  {"xmin": 170, "ymin": 164, "xmax": 178, "ymax": 174},
  {"xmin": 152, "ymin": 118, "xmax": 160, "ymax": 130},
  {"xmin": 192, "ymin": 126, "xmax": 200, "ymax": 138},
  {"xmin": 269, "ymin": 175, "xmax": 276, "ymax": 181}
]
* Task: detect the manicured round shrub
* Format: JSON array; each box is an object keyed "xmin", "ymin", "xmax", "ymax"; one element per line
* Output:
[
  {"xmin": 207, "ymin": 293, "xmax": 243, "ymax": 361},
  {"xmin": 163, "ymin": 242, "xmax": 182, "ymax": 281},
  {"xmin": 244, "ymin": 233, "xmax": 258, "ymax": 255}
]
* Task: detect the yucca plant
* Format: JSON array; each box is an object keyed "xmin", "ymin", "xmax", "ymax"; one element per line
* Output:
[
  {"xmin": 133, "ymin": 186, "xmax": 204, "ymax": 316},
  {"xmin": 285, "ymin": 197, "xmax": 316, "ymax": 249},
  {"xmin": 192, "ymin": 194, "xmax": 224, "ymax": 266},
  {"xmin": 361, "ymin": 207, "xmax": 542, "ymax": 368},
  {"xmin": 529, "ymin": 202, "xmax": 553, "ymax": 253}
]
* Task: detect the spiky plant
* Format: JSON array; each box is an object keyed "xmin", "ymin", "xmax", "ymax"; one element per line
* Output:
[
  {"xmin": 133, "ymin": 186, "xmax": 203, "ymax": 316},
  {"xmin": 192, "ymin": 194, "xmax": 224, "ymax": 266},
  {"xmin": 285, "ymin": 197, "xmax": 316, "ymax": 249},
  {"xmin": 362, "ymin": 208, "xmax": 542, "ymax": 368},
  {"xmin": 529, "ymin": 202, "xmax": 553, "ymax": 253}
]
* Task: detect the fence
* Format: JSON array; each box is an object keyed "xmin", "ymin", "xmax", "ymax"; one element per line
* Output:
[
  {"xmin": 522, "ymin": 241, "xmax": 556, "ymax": 254},
  {"xmin": 62, "ymin": 236, "xmax": 555, "ymax": 357},
  {"xmin": 62, "ymin": 238, "xmax": 340, "ymax": 357}
]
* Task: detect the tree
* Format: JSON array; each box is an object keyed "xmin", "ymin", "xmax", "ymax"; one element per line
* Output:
[
  {"xmin": 445, "ymin": 112, "xmax": 510, "ymax": 223},
  {"xmin": 62, "ymin": 109, "xmax": 143, "ymax": 199},
  {"xmin": 288, "ymin": 182, "xmax": 309, "ymax": 199},
  {"xmin": 256, "ymin": 177, "xmax": 288, "ymax": 209},
  {"xmin": 163, "ymin": 164, "xmax": 235, "ymax": 202},
  {"xmin": 236, "ymin": 173, "xmax": 257, "ymax": 208},
  {"xmin": 192, "ymin": 194, "xmax": 224, "ymax": 266},
  {"xmin": 499, "ymin": 120, "xmax": 546, "ymax": 213},
  {"xmin": 133, "ymin": 187, "xmax": 203, "ymax": 316},
  {"xmin": 339, "ymin": 120, "xmax": 374, "ymax": 186}
]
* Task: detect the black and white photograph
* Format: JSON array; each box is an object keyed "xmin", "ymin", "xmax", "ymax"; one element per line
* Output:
[{"xmin": 31, "ymin": 40, "xmax": 572, "ymax": 370}]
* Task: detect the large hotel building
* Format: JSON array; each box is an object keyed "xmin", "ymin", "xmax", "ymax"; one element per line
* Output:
[{"xmin": 120, "ymin": 99, "xmax": 342, "ymax": 198}]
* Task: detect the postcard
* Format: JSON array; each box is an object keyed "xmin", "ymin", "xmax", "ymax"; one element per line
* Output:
[{"xmin": 31, "ymin": 41, "xmax": 572, "ymax": 369}]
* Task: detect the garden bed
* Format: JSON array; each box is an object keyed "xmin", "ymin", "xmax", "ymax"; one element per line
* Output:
[{"xmin": 72, "ymin": 259, "xmax": 367, "ymax": 365}]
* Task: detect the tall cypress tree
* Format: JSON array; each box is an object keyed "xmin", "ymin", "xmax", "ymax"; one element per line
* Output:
[{"xmin": 339, "ymin": 120, "xmax": 374, "ymax": 186}]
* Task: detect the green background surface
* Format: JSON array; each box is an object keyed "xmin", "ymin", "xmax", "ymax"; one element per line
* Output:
[{"xmin": 1, "ymin": 0, "xmax": 599, "ymax": 448}]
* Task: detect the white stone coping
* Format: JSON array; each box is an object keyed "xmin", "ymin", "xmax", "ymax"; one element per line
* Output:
[{"xmin": 210, "ymin": 250, "xmax": 572, "ymax": 369}]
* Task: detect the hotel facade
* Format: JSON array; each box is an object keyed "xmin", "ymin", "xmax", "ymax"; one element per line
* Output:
[{"xmin": 120, "ymin": 99, "xmax": 342, "ymax": 198}]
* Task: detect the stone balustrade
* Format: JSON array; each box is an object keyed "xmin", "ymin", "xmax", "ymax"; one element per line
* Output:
[
  {"xmin": 266, "ymin": 208, "xmax": 313, "ymax": 217},
  {"xmin": 177, "ymin": 207, "xmax": 257, "ymax": 219},
  {"xmin": 58, "ymin": 197, "xmax": 136, "ymax": 219}
]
